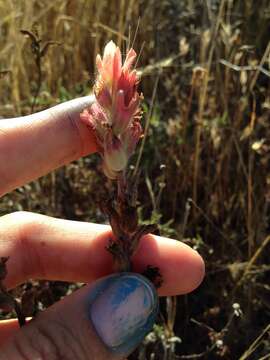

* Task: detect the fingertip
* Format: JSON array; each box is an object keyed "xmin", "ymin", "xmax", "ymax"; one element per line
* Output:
[
  {"xmin": 62, "ymin": 95, "xmax": 98, "ymax": 156},
  {"xmin": 88, "ymin": 273, "xmax": 159, "ymax": 356},
  {"xmin": 158, "ymin": 240, "xmax": 205, "ymax": 296},
  {"xmin": 180, "ymin": 247, "xmax": 205, "ymax": 294},
  {"xmin": 133, "ymin": 235, "xmax": 205, "ymax": 296}
]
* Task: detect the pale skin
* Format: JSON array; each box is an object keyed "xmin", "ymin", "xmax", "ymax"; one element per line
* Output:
[{"xmin": 0, "ymin": 96, "xmax": 205, "ymax": 359}]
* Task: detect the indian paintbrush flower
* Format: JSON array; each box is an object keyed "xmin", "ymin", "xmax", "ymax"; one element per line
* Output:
[
  {"xmin": 80, "ymin": 40, "xmax": 142, "ymax": 179},
  {"xmin": 80, "ymin": 40, "xmax": 160, "ymax": 283}
]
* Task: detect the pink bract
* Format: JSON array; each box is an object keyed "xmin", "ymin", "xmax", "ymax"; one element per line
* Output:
[{"xmin": 81, "ymin": 40, "xmax": 142, "ymax": 179}]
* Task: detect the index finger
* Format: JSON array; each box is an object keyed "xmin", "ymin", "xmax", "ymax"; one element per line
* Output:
[
  {"xmin": 0, "ymin": 96, "xmax": 97, "ymax": 197},
  {"xmin": 0, "ymin": 212, "xmax": 205, "ymax": 296}
]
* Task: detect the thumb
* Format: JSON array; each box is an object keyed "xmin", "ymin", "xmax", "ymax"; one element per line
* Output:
[{"xmin": 0, "ymin": 273, "xmax": 158, "ymax": 360}]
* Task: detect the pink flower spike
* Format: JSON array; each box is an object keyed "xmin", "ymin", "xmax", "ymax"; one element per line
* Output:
[
  {"xmin": 96, "ymin": 54, "xmax": 103, "ymax": 73},
  {"xmin": 81, "ymin": 103, "xmax": 109, "ymax": 144},
  {"xmin": 123, "ymin": 48, "xmax": 137, "ymax": 72},
  {"xmin": 103, "ymin": 41, "xmax": 119, "ymax": 64},
  {"xmin": 114, "ymin": 90, "xmax": 140, "ymax": 134},
  {"xmin": 102, "ymin": 161, "xmax": 118, "ymax": 180},
  {"xmin": 80, "ymin": 40, "xmax": 142, "ymax": 179},
  {"xmin": 123, "ymin": 121, "xmax": 143, "ymax": 156},
  {"xmin": 117, "ymin": 69, "xmax": 138, "ymax": 106},
  {"xmin": 112, "ymin": 47, "xmax": 122, "ymax": 90},
  {"xmin": 104, "ymin": 131, "xmax": 128, "ymax": 173},
  {"xmin": 96, "ymin": 41, "xmax": 122, "ymax": 91},
  {"xmin": 95, "ymin": 86, "xmax": 112, "ymax": 109},
  {"xmin": 80, "ymin": 108, "xmax": 95, "ymax": 129}
]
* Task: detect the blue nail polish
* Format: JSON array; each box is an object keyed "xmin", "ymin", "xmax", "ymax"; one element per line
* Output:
[{"xmin": 87, "ymin": 273, "xmax": 159, "ymax": 355}]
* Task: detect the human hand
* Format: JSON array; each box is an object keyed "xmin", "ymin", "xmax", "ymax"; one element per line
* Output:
[{"xmin": 0, "ymin": 97, "xmax": 205, "ymax": 359}]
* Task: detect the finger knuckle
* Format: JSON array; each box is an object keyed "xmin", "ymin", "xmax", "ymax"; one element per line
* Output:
[{"xmin": 12, "ymin": 319, "xmax": 87, "ymax": 360}]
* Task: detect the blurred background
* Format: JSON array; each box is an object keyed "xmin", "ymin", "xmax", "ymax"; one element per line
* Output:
[{"xmin": 0, "ymin": 0, "xmax": 270, "ymax": 358}]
